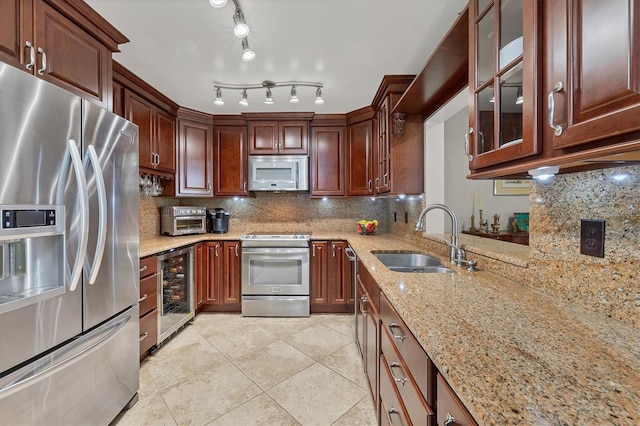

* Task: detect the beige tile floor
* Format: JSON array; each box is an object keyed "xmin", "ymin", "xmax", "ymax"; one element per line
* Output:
[{"xmin": 114, "ymin": 313, "xmax": 378, "ymax": 426}]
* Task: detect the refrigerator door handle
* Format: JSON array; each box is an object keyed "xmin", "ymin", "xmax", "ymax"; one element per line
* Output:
[
  {"xmin": 56, "ymin": 139, "xmax": 89, "ymax": 292},
  {"xmin": 83, "ymin": 145, "xmax": 107, "ymax": 285}
]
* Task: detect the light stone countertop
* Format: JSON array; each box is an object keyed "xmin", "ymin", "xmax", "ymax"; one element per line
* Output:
[{"xmin": 140, "ymin": 232, "xmax": 639, "ymax": 425}]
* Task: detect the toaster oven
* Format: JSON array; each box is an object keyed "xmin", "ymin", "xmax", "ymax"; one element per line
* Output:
[{"xmin": 160, "ymin": 206, "xmax": 206, "ymax": 236}]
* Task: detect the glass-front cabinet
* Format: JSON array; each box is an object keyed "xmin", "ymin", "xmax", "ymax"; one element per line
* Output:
[{"xmin": 468, "ymin": 0, "xmax": 541, "ymax": 171}]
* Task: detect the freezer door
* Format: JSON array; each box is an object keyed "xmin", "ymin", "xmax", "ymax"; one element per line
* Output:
[
  {"xmin": 0, "ymin": 62, "xmax": 83, "ymax": 373},
  {"xmin": 0, "ymin": 305, "xmax": 139, "ymax": 425},
  {"xmin": 81, "ymin": 100, "xmax": 139, "ymax": 330}
]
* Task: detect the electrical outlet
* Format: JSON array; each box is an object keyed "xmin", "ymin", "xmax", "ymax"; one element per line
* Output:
[
  {"xmin": 404, "ymin": 212, "xmax": 408, "ymax": 224},
  {"xmin": 394, "ymin": 212, "xmax": 397, "ymax": 222},
  {"xmin": 580, "ymin": 219, "xmax": 605, "ymax": 258}
]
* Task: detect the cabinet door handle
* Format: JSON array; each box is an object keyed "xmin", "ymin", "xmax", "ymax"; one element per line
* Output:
[
  {"xmin": 215, "ymin": 243, "xmax": 219, "ymax": 257},
  {"xmin": 367, "ymin": 179, "xmax": 372, "ymax": 192},
  {"xmin": 208, "ymin": 181, "xmax": 212, "ymax": 191},
  {"xmin": 548, "ymin": 81, "xmax": 564, "ymax": 136},
  {"xmin": 139, "ymin": 332, "xmax": 149, "ymax": 342},
  {"xmin": 243, "ymin": 181, "xmax": 247, "ymax": 193},
  {"xmin": 25, "ymin": 41, "xmax": 35, "ymax": 70},
  {"xmin": 444, "ymin": 412, "xmax": 456, "ymax": 426},
  {"xmin": 235, "ymin": 244, "xmax": 239, "ymax": 257},
  {"xmin": 332, "ymin": 243, "xmax": 336, "ymax": 257},
  {"xmin": 464, "ymin": 127, "xmax": 474, "ymax": 161},
  {"xmin": 388, "ymin": 322, "xmax": 406, "ymax": 342},
  {"xmin": 359, "ymin": 296, "xmax": 368, "ymax": 314},
  {"xmin": 389, "ymin": 362, "xmax": 408, "ymax": 386},
  {"xmin": 36, "ymin": 47, "xmax": 47, "ymax": 75},
  {"xmin": 375, "ymin": 177, "xmax": 380, "ymax": 191},
  {"xmin": 139, "ymin": 294, "xmax": 148, "ymax": 303},
  {"xmin": 383, "ymin": 173, "xmax": 388, "ymax": 186},
  {"xmin": 139, "ymin": 265, "xmax": 148, "ymax": 273}
]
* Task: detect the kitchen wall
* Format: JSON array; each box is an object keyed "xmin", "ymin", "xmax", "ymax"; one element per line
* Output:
[{"xmin": 139, "ymin": 193, "xmax": 389, "ymax": 239}]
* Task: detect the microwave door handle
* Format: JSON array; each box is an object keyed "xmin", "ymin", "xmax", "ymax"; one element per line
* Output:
[
  {"xmin": 56, "ymin": 139, "xmax": 89, "ymax": 292},
  {"xmin": 295, "ymin": 162, "xmax": 299, "ymax": 190},
  {"xmin": 82, "ymin": 146, "xmax": 107, "ymax": 285}
]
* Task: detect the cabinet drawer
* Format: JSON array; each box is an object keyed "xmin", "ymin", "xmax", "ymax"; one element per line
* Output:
[
  {"xmin": 436, "ymin": 374, "xmax": 477, "ymax": 426},
  {"xmin": 379, "ymin": 353, "xmax": 410, "ymax": 426},
  {"xmin": 139, "ymin": 256, "xmax": 156, "ymax": 279},
  {"xmin": 380, "ymin": 293, "xmax": 436, "ymax": 406},
  {"xmin": 139, "ymin": 309, "xmax": 158, "ymax": 355},
  {"xmin": 381, "ymin": 326, "xmax": 434, "ymax": 425},
  {"xmin": 139, "ymin": 274, "xmax": 158, "ymax": 317}
]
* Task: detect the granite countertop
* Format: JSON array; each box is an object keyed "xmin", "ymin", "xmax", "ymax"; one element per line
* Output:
[{"xmin": 140, "ymin": 232, "xmax": 639, "ymax": 425}]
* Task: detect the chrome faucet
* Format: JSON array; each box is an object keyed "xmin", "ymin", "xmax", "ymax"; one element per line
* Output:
[{"xmin": 415, "ymin": 203, "xmax": 477, "ymax": 271}]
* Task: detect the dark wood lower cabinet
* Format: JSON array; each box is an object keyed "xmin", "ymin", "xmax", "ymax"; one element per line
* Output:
[
  {"xmin": 195, "ymin": 241, "xmax": 241, "ymax": 312},
  {"xmin": 357, "ymin": 261, "xmax": 477, "ymax": 426},
  {"xmin": 311, "ymin": 240, "xmax": 354, "ymax": 313}
]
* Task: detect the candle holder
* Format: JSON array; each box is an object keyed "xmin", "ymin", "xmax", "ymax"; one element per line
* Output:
[
  {"xmin": 469, "ymin": 214, "xmax": 476, "ymax": 232},
  {"xmin": 478, "ymin": 209, "xmax": 488, "ymax": 233}
]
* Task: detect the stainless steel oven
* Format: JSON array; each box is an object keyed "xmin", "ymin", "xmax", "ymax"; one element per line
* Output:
[{"xmin": 241, "ymin": 233, "xmax": 310, "ymax": 317}]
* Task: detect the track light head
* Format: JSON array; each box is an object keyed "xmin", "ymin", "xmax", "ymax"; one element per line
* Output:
[
  {"xmin": 264, "ymin": 88, "xmax": 274, "ymax": 104},
  {"xmin": 239, "ymin": 89, "xmax": 248, "ymax": 106},
  {"xmin": 314, "ymin": 87, "xmax": 324, "ymax": 104},
  {"xmin": 241, "ymin": 37, "xmax": 255, "ymax": 62},
  {"xmin": 290, "ymin": 86, "xmax": 299, "ymax": 103},
  {"xmin": 214, "ymin": 87, "xmax": 224, "ymax": 105},
  {"xmin": 233, "ymin": 8, "xmax": 250, "ymax": 38}
]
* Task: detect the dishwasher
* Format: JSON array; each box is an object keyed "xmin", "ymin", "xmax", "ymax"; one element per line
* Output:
[{"xmin": 157, "ymin": 246, "xmax": 195, "ymax": 344}]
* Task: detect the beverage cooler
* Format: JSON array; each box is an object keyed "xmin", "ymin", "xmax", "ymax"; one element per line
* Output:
[{"xmin": 157, "ymin": 246, "xmax": 195, "ymax": 344}]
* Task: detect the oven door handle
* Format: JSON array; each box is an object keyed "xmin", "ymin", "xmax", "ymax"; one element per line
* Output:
[{"xmin": 241, "ymin": 247, "xmax": 310, "ymax": 255}]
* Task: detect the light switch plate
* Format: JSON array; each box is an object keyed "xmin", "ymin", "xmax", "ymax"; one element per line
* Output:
[{"xmin": 580, "ymin": 219, "xmax": 605, "ymax": 258}]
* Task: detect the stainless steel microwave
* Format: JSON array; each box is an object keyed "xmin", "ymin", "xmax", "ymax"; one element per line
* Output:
[{"xmin": 248, "ymin": 155, "xmax": 309, "ymax": 191}]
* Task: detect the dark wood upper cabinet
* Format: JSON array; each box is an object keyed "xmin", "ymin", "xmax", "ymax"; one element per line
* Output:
[
  {"xmin": 346, "ymin": 118, "xmax": 375, "ymax": 196},
  {"xmin": 125, "ymin": 89, "xmax": 176, "ymax": 174},
  {"xmin": 176, "ymin": 110, "xmax": 213, "ymax": 197},
  {"xmin": 214, "ymin": 125, "xmax": 248, "ymax": 196},
  {"xmin": 544, "ymin": 0, "xmax": 640, "ymax": 149},
  {"xmin": 248, "ymin": 120, "xmax": 308, "ymax": 154},
  {"xmin": 0, "ymin": 0, "xmax": 128, "ymax": 109},
  {"xmin": 468, "ymin": 0, "xmax": 542, "ymax": 171},
  {"xmin": 310, "ymin": 126, "xmax": 345, "ymax": 196}
]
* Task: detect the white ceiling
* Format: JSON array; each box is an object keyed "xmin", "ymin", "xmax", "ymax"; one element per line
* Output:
[{"xmin": 86, "ymin": 0, "xmax": 468, "ymax": 115}]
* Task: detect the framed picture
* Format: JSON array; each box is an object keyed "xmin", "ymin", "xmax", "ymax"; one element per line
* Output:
[{"xmin": 493, "ymin": 179, "xmax": 529, "ymax": 196}]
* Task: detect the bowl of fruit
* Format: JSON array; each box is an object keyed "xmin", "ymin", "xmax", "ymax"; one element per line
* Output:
[{"xmin": 356, "ymin": 219, "xmax": 378, "ymax": 235}]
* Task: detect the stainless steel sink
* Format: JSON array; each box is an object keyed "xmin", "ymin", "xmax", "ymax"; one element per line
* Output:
[{"xmin": 372, "ymin": 252, "xmax": 453, "ymax": 273}]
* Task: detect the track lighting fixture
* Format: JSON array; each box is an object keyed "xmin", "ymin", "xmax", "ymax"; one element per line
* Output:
[
  {"xmin": 213, "ymin": 80, "xmax": 325, "ymax": 107},
  {"xmin": 210, "ymin": 0, "xmax": 255, "ymax": 62},
  {"xmin": 239, "ymin": 89, "xmax": 248, "ymax": 106}
]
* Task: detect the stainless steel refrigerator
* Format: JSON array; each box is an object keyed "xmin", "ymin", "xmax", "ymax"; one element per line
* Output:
[{"xmin": 0, "ymin": 61, "xmax": 140, "ymax": 424}]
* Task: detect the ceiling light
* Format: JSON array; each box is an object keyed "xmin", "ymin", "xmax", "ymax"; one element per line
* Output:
[
  {"xmin": 290, "ymin": 86, "xmax": 299, "ymax": 103},
  {"xmin": 214, "ymin": 87, "xmax": 224, "ymax": 105},
  {"xmin": 241, "ymin": 37, "xmax": 255, "ymax": 62},
  {"xmin": 233, "ymin": 8, "xmax": 250, "ymax": 38},
  {"xmin": 211, "ymin": 81, "xmax": 324, "ymax": 107},
  {"xmin": 515, "ymin": 87, "xmax": 523, "ymax": 105},
  {"xmin": 528, "ymin": 165, "xmax": 559, "ymax": 181},
  {"xmin": 264, "ymin": 88, "xmax": 274, "ymax": 104},
  {"xmin": 239, "ymin": 89, "xmax": 248, "ymax": 106},
  {"xmin": 489, "ymin": 95, "xmax": 495, "ymax": 103},
  {"xmin": 209, "ymin": 0, "xmax": 227, "ymax": 7}
]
